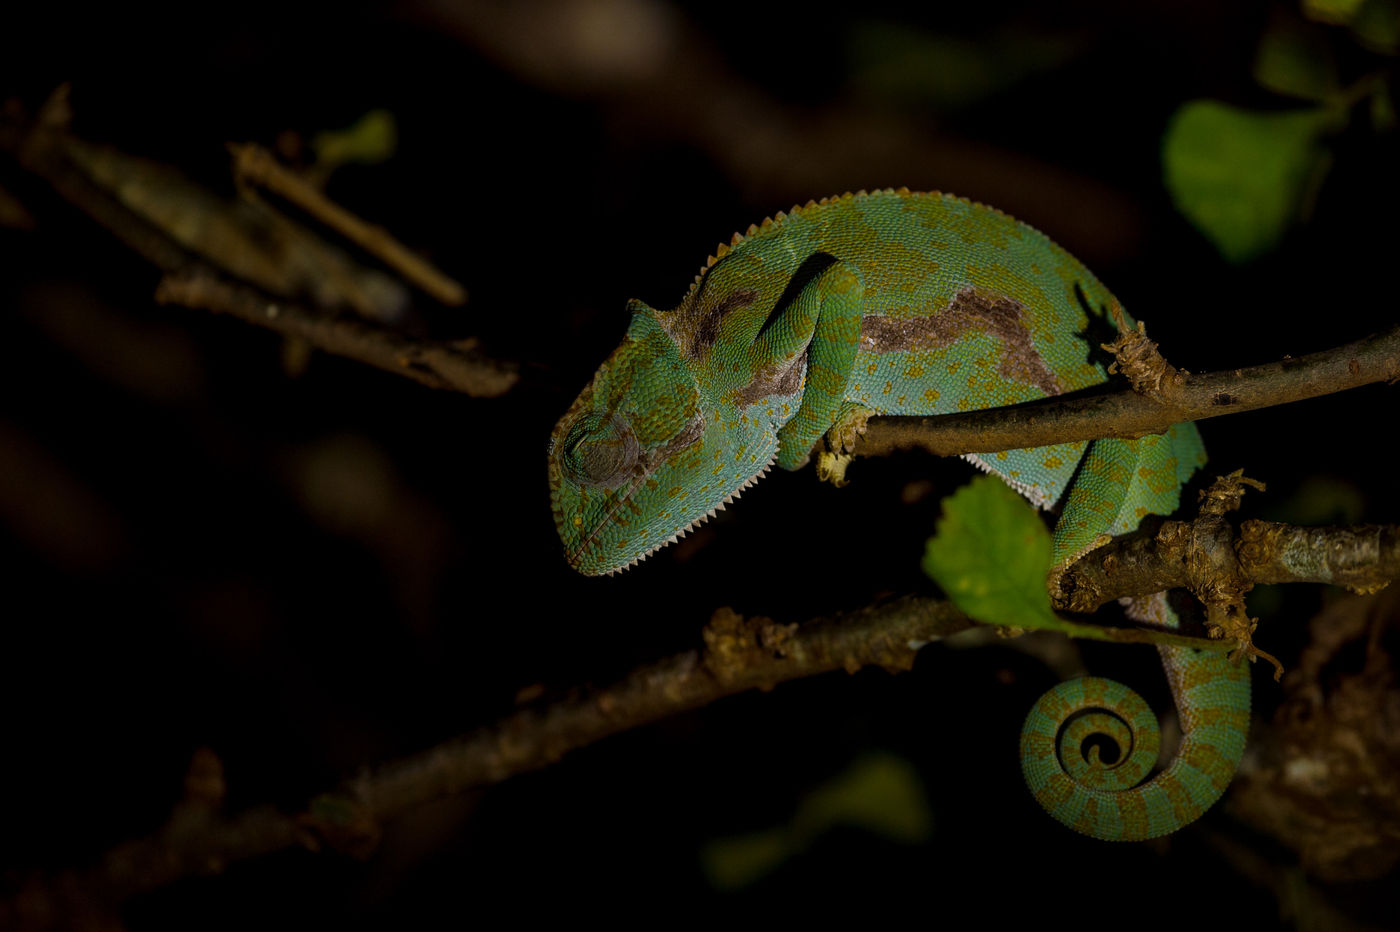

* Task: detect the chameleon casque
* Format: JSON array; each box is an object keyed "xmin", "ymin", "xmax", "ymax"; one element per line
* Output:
[{"xmin": 547, "ymin": 188, "xmax": 1250, "ymax": 841}]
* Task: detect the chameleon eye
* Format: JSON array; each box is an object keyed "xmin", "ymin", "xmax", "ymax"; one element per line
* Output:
[{"xmin": 562, "ymin": 414, "xmax": 638, "ymax": 488}]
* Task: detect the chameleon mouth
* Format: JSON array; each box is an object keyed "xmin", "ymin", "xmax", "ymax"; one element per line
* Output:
[{"xmin": 586, "ymin": 453, "xmax": 778, "ymax": 576}]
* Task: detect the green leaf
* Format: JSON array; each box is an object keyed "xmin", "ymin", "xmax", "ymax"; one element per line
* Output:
[
  {"xmin": 1352, "ymin": 0, "xmax": 1400, "ymax": 53},
  {"xmin": 848, "ymin": 22, "xmax": 1079, "ymax": 111},
  {"xmin": 1303, "ymin": 0, "xmax": 1368, "ymax": 24},
  {"xmin": 698, "ymin": 827, "xmax": 792, "ymax": 892},
  {"xmin": 792, "ymin": 752, "xmax": 933, "ymax": 846},
  {"xmin": 922, "ymin": 475, "xmax": 1061, "ymax": 630},
  {"xmin": 1253, "ymin": 24, "xmax": 1337, "ymax": 100},
  {"xmin": 1372, "ymin": 79, "xmax": 1398, "ymax": 130},
  {"xmin": 1163, "ymin": 100, "xmax": 1335, "ymax": 263},
  {"xmin": 699, "ymin": 752, "xmax": 932, "ymax": 891},
  {"xmin": 1265, "ymin": 476, "xmax": 1367, "ymax": 525},
  {"xmin": 313, "ymin": 109, "xmax": 398, "ymax": 171}
]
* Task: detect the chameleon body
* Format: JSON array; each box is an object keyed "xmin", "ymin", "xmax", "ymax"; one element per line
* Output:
[{"xmin": 548, "ymin": 188, "xmax": 1249, "ymax": 840}]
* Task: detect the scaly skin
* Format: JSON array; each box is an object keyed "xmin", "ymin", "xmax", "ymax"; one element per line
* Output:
[{"xmin": 548, "ymin": 188, "xmax": 1249, "ymax": 840}]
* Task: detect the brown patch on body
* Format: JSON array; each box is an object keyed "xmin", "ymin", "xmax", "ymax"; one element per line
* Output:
[
  {"xmin": 689, "ymin": 287, "xmax": 758, "ymax": 357},
  {"xmin": 731, "ymin": 355, "xmax": 806, "ymax": 409},
  {"xmin": 860, "ymin": 287, "xmax": 1062, "ymax": 396}
]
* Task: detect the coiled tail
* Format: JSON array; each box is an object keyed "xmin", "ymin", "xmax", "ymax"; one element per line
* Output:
[{"xmin": 1020, "ymin": 645, "xmax": 1250, "ymax": 841}]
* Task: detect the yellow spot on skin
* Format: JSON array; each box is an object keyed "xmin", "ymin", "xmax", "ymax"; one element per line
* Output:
[
  {"xmin": 995, "ymin": 451, "xmax": 1008, "ymax": 461},
  {"xmin": 852, "ymin": 383, "xmax": 862, "ymax": 392},
  {"xmin": 668, "ymin": 486, "xmax": 682, "ymax": 498},
  {"xmin": 572, "ymin": 515, "xmax": 583, "ymax": 527},
  {"xmin": 896, "ymin": 395, "xmax": 906, "ymax": 405},
  {"xmin": 1042, "ymin": 456, "xmax": 1063, "ymax": 469},
  {"xmin": 882, "ymin": 381, "xmax": 893, "ymax": 394},
  {"xmin": 922, "ymin": 387, "xmax": 940, "ymax": 404},
  {"xmin": 867, "ymin": 362, "xmax": 878, "ymax": 375},
  {"xmin": 904, "ymin": 364, "xmax": 925, "ymax": 379},
  {"xmin": 948, "ymin": 361, "xmax": 960, "ymax": 374},
  {"xmin": 1136, "ymin": 505, "xmax": 1149, "ymax": 518}
]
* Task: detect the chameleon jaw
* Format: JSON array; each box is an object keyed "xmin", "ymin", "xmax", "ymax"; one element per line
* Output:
[{"xmin": 600, "ymin": 454, "xmax": 778, "ymax": 576}]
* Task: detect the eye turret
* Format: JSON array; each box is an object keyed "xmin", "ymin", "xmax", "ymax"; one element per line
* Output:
[{"xmin": 560, "ymin": 414, "xmax": 638, "ymax": 489}]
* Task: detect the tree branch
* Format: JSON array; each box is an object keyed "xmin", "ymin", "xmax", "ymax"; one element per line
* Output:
[
  {"xmin": 8, "ymin": 493, "xmax": 1397, "ymax": 925},
  {"xmin": 1, "ymin": 92, "xmax": 517, "ymax": 398},
  {"xmin": 228, "ymin": 142, "xmax": 468, "ymax": 307},
  {"xmin": 857, "ymin": 324, "xmax": 1400, "ymax": 458},
  {"xmin": 154, "ymin": 270, "xmax": 516, "ymax": 397},
  {"xmin": 1, "ymin": 597, "xmax": 974, "ymax": 927}
]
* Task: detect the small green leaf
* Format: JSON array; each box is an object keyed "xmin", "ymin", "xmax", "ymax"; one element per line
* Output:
[
  {"xmin": 313, "ymin": 109, "xmax": 398, "ymax": 171},
  {"xmin": 1163, "ymin": 100, "xmax": 1335, "ymax": 263},
  {"xmin": 699, "ymin": 752, "xmax": 932, "ymax": 891},
  {"xmin": 1303, "ymin": 0, "xmax": 1367, "ymax": 24},
  {"xmin": 1266, "ymin": 476, "xmax": 1367, "ymax": 525},
  {"xmin": 1372, "ymin": 79, "xmax": 1398, "ymax": 130},
  {"xmin": 1352, "ymin": 0, "xmax": 1400, "ymax": 53},
  {"xmin": 848, "ymin": 22, "xmax": 1078, "ymax": 111},
  {"xmin": 792, "ymin": 752, "xmax": 933, "ymax": 846},
  {"xmin": 1253, "ymin": 25, "xmax": 1337, "ymax": 100},
  {"xmin": 922, "ymin": 475, "xmax": 1061, "ymax": 630},
  {"xmin": 699, "ymin": 827, "xmax": 792, "ymax": 892}
]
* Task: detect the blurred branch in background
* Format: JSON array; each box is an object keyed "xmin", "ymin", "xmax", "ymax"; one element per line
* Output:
[
  {"xmin": 406, "ymin": 0, "xmax": 1146, "ymax": 263},
  {"xmin": 153, "ymin": 271, "xmax": 511, "ymax": 396},
  {"xmin": 0, "ymin": 87, "xmax": 516, "ymax": 397},
  {"xmin": 229, "ymin": 142, "xmax": 468, "ymax": 307},
  {"xmin": 1228, "ymin": 586, "xmax": 1400, "ymax": 884}
]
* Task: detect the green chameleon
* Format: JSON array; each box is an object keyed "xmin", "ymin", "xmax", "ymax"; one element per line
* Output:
[{"xmin": 547, "ymin": 188, "xmax": 1249, "ymax": 841}]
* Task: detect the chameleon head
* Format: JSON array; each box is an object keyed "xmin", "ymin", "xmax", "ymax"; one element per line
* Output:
[{"xmin": 548, "ymin": 295, "xmax": 802, "ymax": 575}]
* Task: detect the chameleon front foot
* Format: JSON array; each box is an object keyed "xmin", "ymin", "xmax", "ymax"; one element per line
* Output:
[
  {"xmin": 814, "ymin": 404, "xmax": 875, "ymax": 487},
  {"xmin": 816, "ymin": 450, "xmax": 853, "ymax": 487}
]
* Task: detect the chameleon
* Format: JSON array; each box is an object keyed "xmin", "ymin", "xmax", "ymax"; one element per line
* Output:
[{"xmin": 547, "ymin": 188, "xmax": 1250, "ymax": 840}]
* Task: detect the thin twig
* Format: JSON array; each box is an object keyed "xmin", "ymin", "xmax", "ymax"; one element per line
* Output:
[
  {"xmin": 229, "ymin": 142, "xmax": 468, "ymax": 306},
  {"xmin": 154, "ymin": 270, "xmax": 516, "ymax": 397}
]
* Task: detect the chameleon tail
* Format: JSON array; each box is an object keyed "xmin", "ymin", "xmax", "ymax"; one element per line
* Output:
[
  {"xmin": 1023, "ymin": 426, "xmax": 1248, "ymax": 840},
  {"xmin": 1019, "ymin": 646, "xmax": 1249, "ymax": 840}
]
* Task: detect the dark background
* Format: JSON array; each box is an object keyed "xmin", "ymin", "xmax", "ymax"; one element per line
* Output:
[{"xmin": 2, "ymin": 1, "xmax": 1397, "ymax": 927}]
